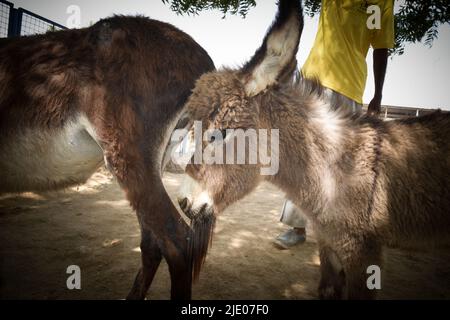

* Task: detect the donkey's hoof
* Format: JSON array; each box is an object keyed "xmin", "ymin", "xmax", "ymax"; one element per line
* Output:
[{"xmin": 318, "ymin": 284, "xmax": 342, "ymax": 300}]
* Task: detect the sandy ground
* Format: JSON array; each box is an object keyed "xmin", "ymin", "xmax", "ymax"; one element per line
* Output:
[{"xmin": 0, "ymin": 169, "xmax": 449, "ymax": 300}]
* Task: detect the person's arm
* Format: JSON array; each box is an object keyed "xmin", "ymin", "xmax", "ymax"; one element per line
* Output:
[{"xmin": 367, "ymin": 48, "xmax": 388, "ymax": 116}]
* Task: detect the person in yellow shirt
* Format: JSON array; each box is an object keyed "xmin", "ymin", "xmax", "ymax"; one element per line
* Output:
[{"xmin": 274, "ymin": 0, "xmax": 395, "ymax": 249}]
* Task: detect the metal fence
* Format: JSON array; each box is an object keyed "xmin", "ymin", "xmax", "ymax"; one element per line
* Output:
[
  {"xmin": 362, "ymin": 104, "xmax": 447, "ymax": 120},
  {"xmin": 0, "ymin": 0, "xmax": 66, "ymax": 38},
  {"xmin": 0, "ymin": 0, "xmax": 11, "ymax": 37}
]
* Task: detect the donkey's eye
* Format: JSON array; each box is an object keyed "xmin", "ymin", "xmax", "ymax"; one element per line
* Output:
[
  {"xmin": 221, "ymin": 129, "xmax": 227, "ymax": 139},
  {"xmin": 207, "ymin": 129, "xmax": 228, "ymax": 143},
  {"xmin": 207, "ymin": 130, "xmax": 220, "ymax": 143}
]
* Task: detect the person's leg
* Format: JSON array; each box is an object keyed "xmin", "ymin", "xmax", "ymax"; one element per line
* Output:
[
  {"xmin": 323, "ymin": 87, "xmax": 362, "ymax": 115},
  {"xmin": 274, "ymin": 199, "xmax": 307, "ymax": 249}
]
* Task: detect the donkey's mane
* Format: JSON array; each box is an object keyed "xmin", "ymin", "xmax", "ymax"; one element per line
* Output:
[
  {"xmin": 293, "ymin": 76, "xmax": 327, "ymax": 103},
  {"xmin": 278, "ymin": 75, "xmax": 365, "ymax": 124},
  {"xmin": 287, "ymin": 76, "xmax": 448, "ymax": 128}
]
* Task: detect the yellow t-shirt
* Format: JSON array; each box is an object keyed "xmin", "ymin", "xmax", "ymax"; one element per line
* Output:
[{"xmin": 301, "ymin": 0, "xmax": 395, "ymax": 104}]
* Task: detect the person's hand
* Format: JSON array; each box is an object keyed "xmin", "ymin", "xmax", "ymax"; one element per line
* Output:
[{"xmin": 367, "ymin": 95, "xmax": 382, "ymax": 116}]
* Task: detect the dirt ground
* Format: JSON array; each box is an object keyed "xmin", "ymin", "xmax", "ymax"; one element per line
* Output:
[{"xmin": 0, "ymin": 168, "xmax": 449, "ymax": 299}]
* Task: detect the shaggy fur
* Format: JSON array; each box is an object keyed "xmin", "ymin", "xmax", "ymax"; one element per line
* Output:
[
  {"xmin": 179, "ymin": 0, "xmax": 450, "ymax": 299},
  {"xmin": 0, "ymin": 16, "xmax": 215, "ymax": 299}
]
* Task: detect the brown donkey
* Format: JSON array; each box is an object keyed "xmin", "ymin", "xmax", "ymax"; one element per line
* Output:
[
  {"xmin": 178, "ymin": 0, "xmax": 450, "ymax": 299},
  {"xmin": 0, "ymin": 16, "xmax": 214, "ymax": 299}
]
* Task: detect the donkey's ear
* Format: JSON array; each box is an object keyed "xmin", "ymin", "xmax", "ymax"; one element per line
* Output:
[
  {"xmin": 277, "ymin": 58, "xmax": 298, "ymax": 85},
  {"xmin": 241, "ymin": 0, "xmax": 303, "ymax": 97}
]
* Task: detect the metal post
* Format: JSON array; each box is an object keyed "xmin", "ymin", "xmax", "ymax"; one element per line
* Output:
[
  {"xmin": 7, "ymin": 7, "xmax": 22, "ymax": 37},
  {"xmin": 7, "ymin": 7, "xmax": 16, "ymax": 37}
]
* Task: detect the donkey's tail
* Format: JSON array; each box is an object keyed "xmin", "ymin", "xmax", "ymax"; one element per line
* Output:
[{"xmin": 189, "ymin": 210, "xmax": 216, "ymax": 282}]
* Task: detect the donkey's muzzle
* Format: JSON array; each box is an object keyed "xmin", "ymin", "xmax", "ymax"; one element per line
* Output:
[
  {"xmin": 178, "ymin": 197, "xmax": 191, "ymax": 216},
  {"xmin": 177, "ymin": 196, "xmax": 213, "ymax": 221}
]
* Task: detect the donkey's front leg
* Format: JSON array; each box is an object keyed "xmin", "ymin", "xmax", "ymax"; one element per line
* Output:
[
  {"xmin": 338, "ymin": 237, "xmax": 382, "ymax": 300},
  {"xmin": 318, "ymin": 244, "xmax": 345, "ymax": 299}
]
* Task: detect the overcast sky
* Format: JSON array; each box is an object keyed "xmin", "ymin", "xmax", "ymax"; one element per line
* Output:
[{"xmin": 10, "ymin": 0, "xmax": 450, "ymax": 109}]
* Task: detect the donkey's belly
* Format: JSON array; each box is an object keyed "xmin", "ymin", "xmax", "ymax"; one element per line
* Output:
[{"xmin": 0, "ymin": 120, "xmax": 103, "ymax": 194}]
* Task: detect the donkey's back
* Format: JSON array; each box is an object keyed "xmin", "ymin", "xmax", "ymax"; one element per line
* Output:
[{"xmin": 0, "ymin": 16, "xmax": 214, "ymax": 194}]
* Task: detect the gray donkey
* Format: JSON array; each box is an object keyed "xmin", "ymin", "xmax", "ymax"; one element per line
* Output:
[{"xmin": 177, "ymin": 0, "xmax": 450, "ymax": 299}]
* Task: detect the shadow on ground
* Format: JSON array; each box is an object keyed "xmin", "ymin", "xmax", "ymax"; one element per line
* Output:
[{"xmin": 0, "ymin": 169, "xmax": 449, "ymax": 299}]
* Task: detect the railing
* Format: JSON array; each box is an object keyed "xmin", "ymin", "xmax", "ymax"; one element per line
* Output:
[
  {"xmin": 0, "ymin": 0, "xmax": 66, "ymax": 38},
  {"xmin": 0, "ymin": 0, "xmax": 12, "ymax": 37},
  {"xmin": 362, "ymin": 104, "xmax": 447, "ymax": 120}
]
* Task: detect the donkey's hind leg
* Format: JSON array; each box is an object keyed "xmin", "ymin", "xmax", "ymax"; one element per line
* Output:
[
  {"xmin": 132, "ymin": 180, "xmax": 193, "ymax": 300},
  {"xmin": 93, "ymin": 116, "xmax": 194, "ymax": 299},
  {"xmin": 151, "ymin": 186, "xmax": 194, "ymax": 300},
  {"xmin": 127, "ymin": 228, "xmax": 162, "ymax": 300}
]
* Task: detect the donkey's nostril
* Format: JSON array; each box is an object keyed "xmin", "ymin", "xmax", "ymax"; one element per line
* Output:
[
  {"xmin": 199, "ymin": 203, "xmax": 208, "ymax": 213},
  {"xmin": 178, "ymin": 197, "xmax": 188, "ymax": 211}
]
